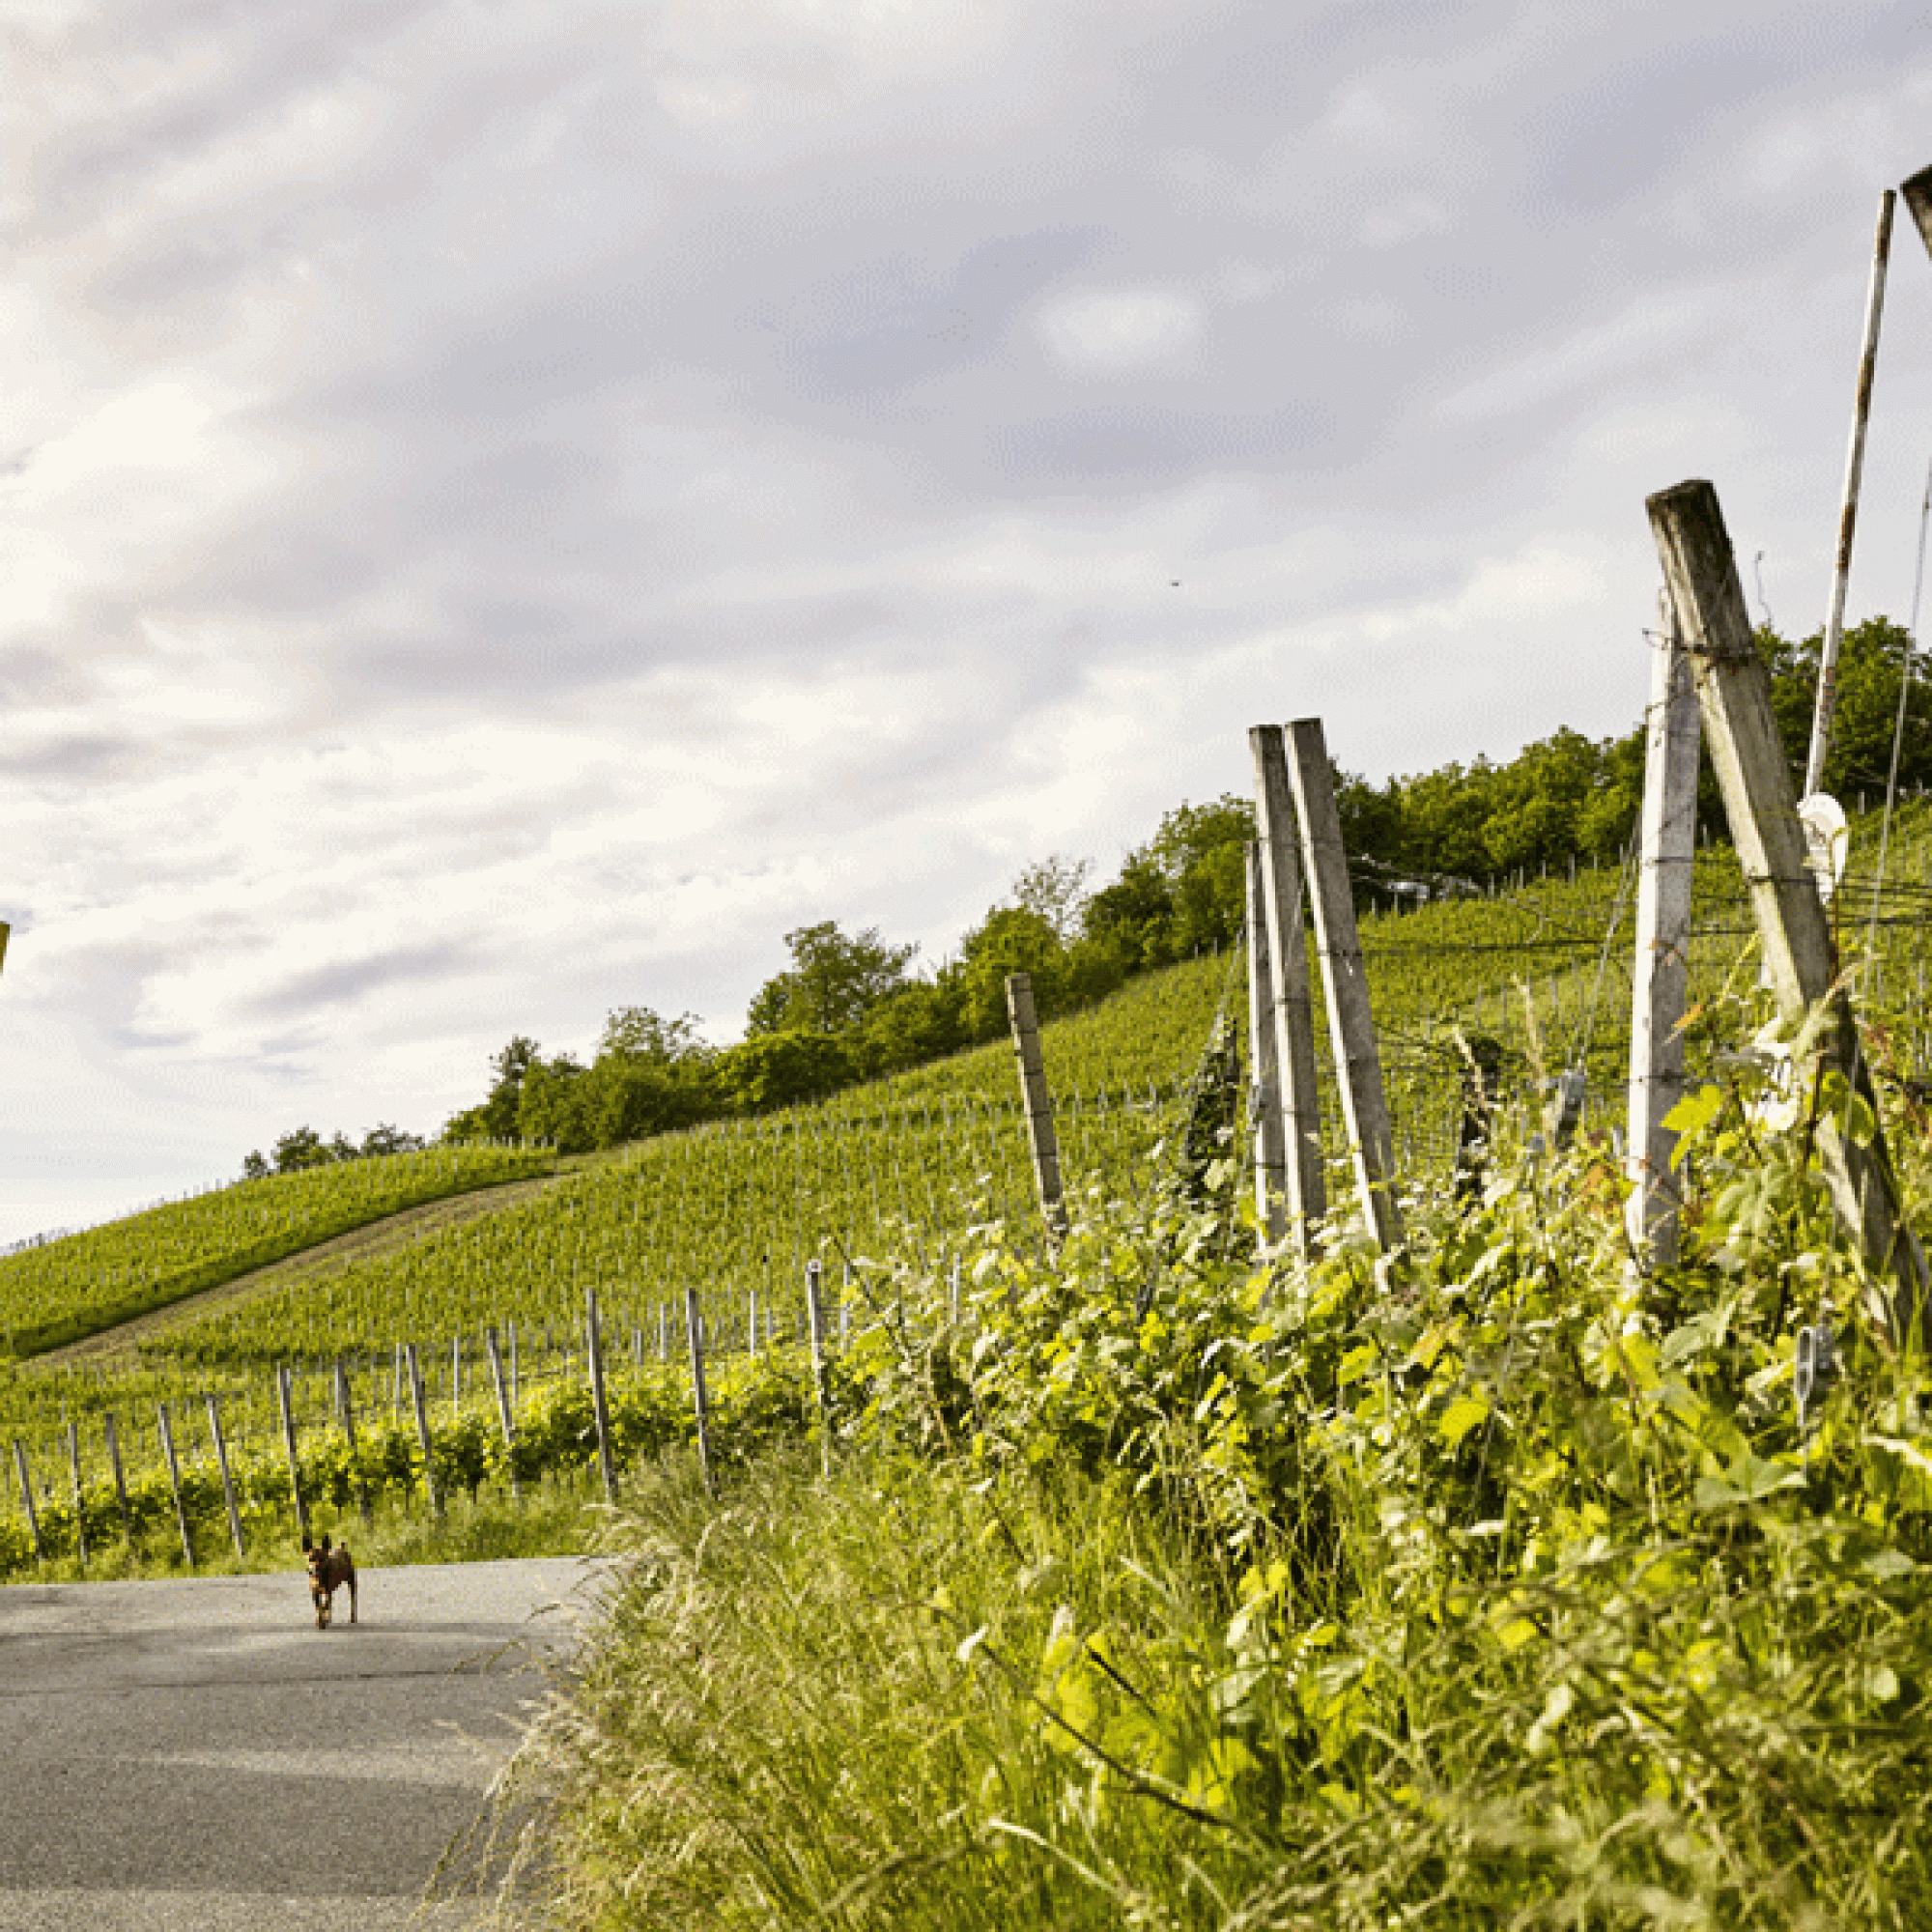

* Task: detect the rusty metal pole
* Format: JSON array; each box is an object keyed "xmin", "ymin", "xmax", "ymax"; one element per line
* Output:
[{"xmin": 1806, "ymin": 189, "xmax": 1896, "ymax": 797}]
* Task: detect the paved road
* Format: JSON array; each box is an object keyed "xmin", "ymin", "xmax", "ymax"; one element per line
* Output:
[{"xmin": 0, "ymin": 1555, "xmax": 620, "ymax": 1930}]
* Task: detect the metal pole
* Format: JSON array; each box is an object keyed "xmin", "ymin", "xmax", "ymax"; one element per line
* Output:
[{"xmin": 1806, "ymin": 189, "xmax": 1897, "ymax": 796}]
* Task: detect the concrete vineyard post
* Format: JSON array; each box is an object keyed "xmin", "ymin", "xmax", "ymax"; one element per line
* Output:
[
  {"xmin": 1806, "ymin": 190, "xmax": 1897, "ymax": 797},
  {"xmin": 486, "ymin": 1325, "xmax": 521, "ymax": 1500},
  {"xmin": 334, "ymin": 1359, "xmax": 373, "ymax": 1528},
  {"xmin": 585, "ymin": 1282, "xmax": 616, "ymax": 1504},
  {"xmin": 806, "ymin": 1260, "xmax": 831, "ymax": 1478},
  {"xmin": 1626, "ymin": 584, "xmax": 1702, "ymax": 1267},
  {"xmin": 1005, "ymin": 973, "xmax": 1068, "ymax": 1242},
  {"xmin": 1249, "ymin": 724, "xmax": 1327, "ymax": 1251},
  {"xmin": 206, "ymin": 1396, "xmax": 245, "ymax": 1558},
  {"xmin": 156, "ymin": 1407, "xmax": 193, "ymax": 1570},
  {"xmin": 66, "ymin": 1423, "xmax": 87, "ymax": 1568},
  {"xmin": 1244, "ymin": 841, "xmax": 1289, "ymax": 1242},
  {"xmin": 103, "ymin": 1413, "xmax": 133, "ymax": 1548},
  {"xmin": 1285, "ymin": 717, "xmax": 1404, "ymax": 1250},
  {"xmin": 276, "ymin": 1363, "xmax": 309, "ymax": 1544},
  {"xmin": 405, "ymin": 1343, "xmax": 442, "ymax": 1518},
  {"xmin": 13, "ymin": 1440, "xmax": 39, "ymax": 1559},
  {"xmin": 685, "ymin": 1287, "xmax": 714, "ymax": 1496},
  {"xmin": 1648, "ymin": 477, "xmax": 1928, "ymax": 1338}
]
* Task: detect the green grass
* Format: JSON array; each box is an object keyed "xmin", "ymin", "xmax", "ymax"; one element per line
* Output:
[{"xmin": 0, "ymin": 1141, "xmax": 554, "ymax": 1359}]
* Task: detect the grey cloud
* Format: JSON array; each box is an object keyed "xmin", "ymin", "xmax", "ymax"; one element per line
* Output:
[{"xmin": 246, "ymin": 941, "xmax": 474, "ymax": 1019}]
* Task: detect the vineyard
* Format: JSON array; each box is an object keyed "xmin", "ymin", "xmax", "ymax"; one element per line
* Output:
[{"xmin": 7, "ymin": 798, "xmax": 1932, "ymax": 1584}]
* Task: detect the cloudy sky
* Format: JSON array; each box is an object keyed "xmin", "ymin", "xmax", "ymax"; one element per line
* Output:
[{"xmin": 4, "ymin": 0, "xmax": 1932, "ymax": 1240}]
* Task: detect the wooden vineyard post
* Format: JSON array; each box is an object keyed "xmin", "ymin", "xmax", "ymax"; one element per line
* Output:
[
  {"xmin": 156, "ymin": 1407, "xmax": 194, "ymax": 1570},
  {"xmin": 1805, "ymin": 189, "xmax": 1897, "ymax": 797},
  {"xmin": 334, "ymin": 1359, "xmax": 373, "ymax": 1528},
  {"xmin": 1626, "ymin": 584, "xmax": 1702, "ymax": 1267},
  {"xmin": 66, "ymin": 1423, "xmax": 87, "ymax": 1569},
  {"xmin": 1284, "ymin": 718, "xmax": 1404, "ymax": 1250},
  {"xmin": 685, "ymin": 1287, "xmax": 714, "ymax": 1496},
  {"xmin": 204, "ymin": 1397, "xmax": 244, "ymax": 1558},
  {"xmin": 103, "ymin": 1414, "xmax": 134, "ymax": 1548},
  {"xmin": 1005, "ymin": 973, "xmax": 1068, "ymax": 1241},
  {"xmin": 485, "ymin": 1326, "xmax": 521, "ymax": 1501},
  {"xmin": 1648, "ymin": 478, "xmax": 1929, "ymax": 1337},
  {"xmin": 276, "ymin": 1364, "xmax": 310, "ymax": 1544},
  {"xmin": 1244, "ymin": 841, "xmax": 1289, "ymax": 1240},
  {"xmin": 451, "ymin": 1335, "xmax": 463, "ymax": 1419},
  {"xmin": 13, "ymin": 1440, "xmax": 40, "ymax": 1561},
  {"xmin": 805, "ymin": 1260, "xmax": 831, "ymax": 1478},
  {"xmin": 405, "ymin": 1344, "xmax": 443, "ymax": 1518},
  {"xmin": 585, "ymin": 1283, "xmax": 616, "ymax": 1504},
  {"xmin": 1250, "ymin": 726, "xmax": 1327, "ymax": 1250}
]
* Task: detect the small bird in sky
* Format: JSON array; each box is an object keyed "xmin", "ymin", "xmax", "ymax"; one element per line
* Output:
[{"xmin": 1170, "ymin": 580, "xmax": 1180, "ymax": 586}]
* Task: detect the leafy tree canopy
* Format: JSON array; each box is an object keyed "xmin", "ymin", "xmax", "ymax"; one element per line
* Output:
[{"xmin": 746, "ymin": 922, "xmax": 918, "ymax": 1037}]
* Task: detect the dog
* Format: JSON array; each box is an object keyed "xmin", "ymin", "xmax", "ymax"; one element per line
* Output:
[{"xmin": 301, "ymin": 1533, "xmax": 357, "ymax": 1629}]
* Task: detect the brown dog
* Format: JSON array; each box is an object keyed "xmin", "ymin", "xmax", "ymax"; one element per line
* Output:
[{"xmin": 301, "ymin": 1533, "xmax": 357, "ymax": 1629}]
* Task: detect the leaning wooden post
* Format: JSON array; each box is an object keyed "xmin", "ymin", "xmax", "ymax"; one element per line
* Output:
[
  {"xmin": 65, "ymin": 1423, "xmax": 88, "ymax": 1569},
  {"xmin": 1626, "ymin": 584, "xmax": 1703, "ymax": 1267},
  {"xmin": 1806, "ymin": 189, "xmax": 1897, "ymax": 796},
  {"xmin": 1284, "ymin": 718, "xmax": 1404, "ymax": 1249},
  {"xmin": 275, "ymin": 1363, "xmax": 310, "ymax": 1544},
  {"xmin": 103, "ymin": 1414, "xmax": 134, "ymax": 1548},
  {"xmin": 1250, "ymin": 726, "xmax": 1327, "ymax": 1250},
  {"xmin": 1648, "ymin": 477, "xmax": 1929, "ymax": 1338},
  {"xmin": 13, "ymin": 1439, "xmax": 41, "ymax": 1560},
  {"xmin": 1244, "ymin": 841, "xmax": 1289, "ymax": 1240},
  {"xmin": 156, "ymin": 1407, "xmax": 194, "ymax": 1570},
  {"xmin": 405, "ymin": 1343, "xmax": 443, "ymax": 1518},
  {"xmin": 584, "ymin": 1282, "xmax": 616, "ymax": 1504},
  {"xmin": 485, "ymin": 1325, "xmax": 521, "ymax": 1501},
  {"xmin": 333, "ymin": 1359, "xmax": 373, "ymax": 1528},
  {"xmin": 684, "ymin": 1287, "xmax": 714, "ymax": 1496},
  {"xmin": 1005, "ymin": 973, "xmax": 1068, "ymax": 1241},
  {"xmin": 206, "ymin": 1395, "xmax": 245, "ymax": 1558},
  {"xmin": 805, "ymin": 1259, "xmax": 832, "ymax": 1478}
]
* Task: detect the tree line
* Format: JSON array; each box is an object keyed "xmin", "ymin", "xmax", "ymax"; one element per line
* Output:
[{"xmin": 243, "ymin": 615, "xmax": 1926, "ymax": 1167}]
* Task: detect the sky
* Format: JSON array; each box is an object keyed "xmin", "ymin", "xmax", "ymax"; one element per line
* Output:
[{"xmin": 5, "ymin": 0, "xmax": 1932, "ymax": 1242}]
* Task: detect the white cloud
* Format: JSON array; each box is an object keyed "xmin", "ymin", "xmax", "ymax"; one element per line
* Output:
[{"xmin": 1035, "ymin": 289, "xmax": 1205, "ymax": 374}]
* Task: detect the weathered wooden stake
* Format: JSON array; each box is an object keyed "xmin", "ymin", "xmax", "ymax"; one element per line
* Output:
[
  {"xmin": 405, "ymin": 1343, "xmax": 442, "ymax": 1517},
  {"xmin": 334, "ymin": 1359, "xmax": 373, "ymax": 1527},
  {"xmin": 275, "ymin": 1363, "xmax": 309, "ymax": 1543},
  {"xmin": 1626, "ymin": 584, "xmax": 1702, "ymax": 1266},
  {"xmin": 1005, "ymin": 973, "xmax": 1068, "ymax": 1240},
  {"xmin": 156, "ymin": 1407, "xmax": 193, "ymax": 1570},
  {"xmin": 585, "ymin": 1283, "xmax": 616, "ymax": 1503},
  {"xmin": 1284, "ymin": 718, "xmax": 1403, "ymax": 1249},
  {"xmin": 1249, "ymin": 726, "xmax": 1327, "ymax": 1249},
  {"xmin": 1244, "ymin": 841, "xmax": 1289, "ymax": 1240},
  {"xmin": 206, "ymin": 1395, "xmax": 245, "ymax": 1558},
  {"xmin": 685, "ymin": 1287, "xmax": 714, "ymax": 1495},
  {"xmin": 1806, "ymin": 188, "xmax": 1897, "ymax": 796},
  {"xmin": 1649, "ymin": 477, "xmax": 1929, "ymax": 1336},
  {"xmin": 65, "ymin": 1422, "xmax": 88, "ymax": 1568},
  {"xmin": 103, "ymin": 1413, "xmax": 133, "ymax": 1548},
  {"xmin": 805, "ymin": 1260, "xmax": 831, "ymax": 1478},
  {"xmin": 13, "ymin": 1439, "xmax": 40, "ymax": 1559},
  {"xmin": 484, "ymin": 1326, "xmax": 520, "ymax": 1500}
]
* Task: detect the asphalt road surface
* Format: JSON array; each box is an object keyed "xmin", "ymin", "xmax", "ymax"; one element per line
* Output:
[{"xmin": 0, "ymin": 1555, "xmax": 620, "ymax": 1931}]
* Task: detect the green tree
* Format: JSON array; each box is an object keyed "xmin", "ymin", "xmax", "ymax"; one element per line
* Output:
[
  {"xmin": 712, "ymin": 1031, "xmax": 858, "ymax": 1112},
  {"xmin": 957, "ymin": 906, "xmax": 1067, "ymax": 1037},
  {"xmin": 746, "ymin": 923, "xmax": 918, "ymax": 1037},
  {"xmin": 517, "ymin": 1054, "xmax": 594, "ymax": 1153}
]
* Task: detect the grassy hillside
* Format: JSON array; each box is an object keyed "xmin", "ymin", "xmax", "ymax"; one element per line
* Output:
[{"xmin": 0, "ymin": 1142, "xmax": 554, "ymax": 1360}]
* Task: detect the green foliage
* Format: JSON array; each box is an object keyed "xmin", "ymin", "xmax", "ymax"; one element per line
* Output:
[
  {"xmin": 0, "ymin": 1144, "xmax": 551, "ymax": 1359},
  {"xmin": 746, "ymin": 921, "xmax": 919, "ymax": 1037},
  {"xmin": 497, "ymin": 991, "xmax": 1932, "ymax": 1929},
  {"xmin": 711, "ymin": 1029, "xmax": 859, "ymax": 1111}
]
